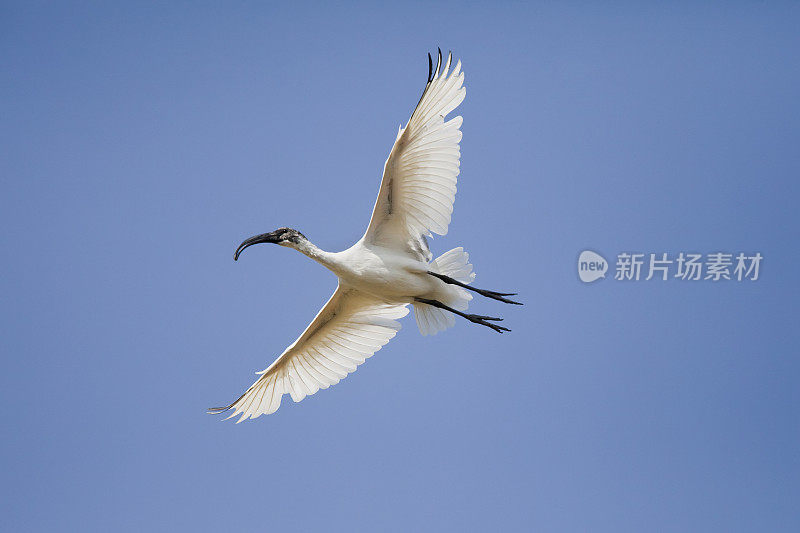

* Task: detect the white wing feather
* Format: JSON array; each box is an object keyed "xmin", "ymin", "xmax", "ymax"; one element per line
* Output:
[
  {"xmin": 210, "ymin": 286, "xmax": 408, "ymax": 422},
  {"xmin": 364, "ymin": 51, "xmax": 466, "ymax": 259}
]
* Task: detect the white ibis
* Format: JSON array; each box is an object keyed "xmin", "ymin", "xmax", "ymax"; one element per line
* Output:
[{"xmin": 210, "ymin": 50, "xmax": 520, "ymax": 422}]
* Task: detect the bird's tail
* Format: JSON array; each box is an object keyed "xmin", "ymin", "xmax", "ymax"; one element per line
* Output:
[{"xmin": 414, "ymin": 247, "xmax": 475, "ymax": 336}]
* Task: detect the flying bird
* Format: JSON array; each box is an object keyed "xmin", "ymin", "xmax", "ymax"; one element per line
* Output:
[{"xmin": 210, "ymin": 50, "xmax": 521, "ymax": 422}]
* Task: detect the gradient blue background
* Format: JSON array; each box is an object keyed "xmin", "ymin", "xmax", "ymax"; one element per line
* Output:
[{"xmin": 2, "ymin": 2, "xmax": 798, "ymax": 531}]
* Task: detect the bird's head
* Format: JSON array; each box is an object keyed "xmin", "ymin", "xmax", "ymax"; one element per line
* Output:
[{"xmin": 234, "ymin": 227, "xmax": 307, "ymax": 260}]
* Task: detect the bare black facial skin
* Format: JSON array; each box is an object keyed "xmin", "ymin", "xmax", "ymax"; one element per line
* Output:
[{"xmin": 234, "ymin": 227, "xmax": 306, "ymax": 260}]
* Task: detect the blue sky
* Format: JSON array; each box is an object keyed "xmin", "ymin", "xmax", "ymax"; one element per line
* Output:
[{"xmin": 2, "ymin": 2, "xmax": 799, "ymax": 531}]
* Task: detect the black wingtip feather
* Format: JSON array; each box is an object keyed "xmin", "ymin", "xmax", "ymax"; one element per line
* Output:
[{"xmin": 207, "ymin": 389, "xmax": 247, "ymax": 415}]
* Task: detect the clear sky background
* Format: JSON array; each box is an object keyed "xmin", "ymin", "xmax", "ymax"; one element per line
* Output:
[{"xmin": 2, "ymin": 2, "xmax": 799, "ymax": 531}]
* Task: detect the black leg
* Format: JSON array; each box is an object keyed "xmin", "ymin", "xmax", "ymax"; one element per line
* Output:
[
  {"xmin": 415, "ymin": 297, "xmax": 510, "ymax": 334},
  {"xmin": 428, "ymin": 271, "xmax": 522, "ymax": 305}
]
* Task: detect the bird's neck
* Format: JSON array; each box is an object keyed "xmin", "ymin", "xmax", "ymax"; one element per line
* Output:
[{"xmin": 294, "ymin": 238, "xmax": 339, "ymax": 272}]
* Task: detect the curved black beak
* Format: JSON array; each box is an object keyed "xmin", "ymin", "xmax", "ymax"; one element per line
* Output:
[{"xmin": 234, "ymin": 232, "xmax": 280, "ymax": 261}]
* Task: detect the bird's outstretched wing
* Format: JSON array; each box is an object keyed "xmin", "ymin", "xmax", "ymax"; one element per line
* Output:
[
  {"xmin": 363, "ymin": 50, "xmax": 466, "ymax": 261},
  {"xmin": 209, "ymin": 286, "xmax": 408, "ymax": 422}
]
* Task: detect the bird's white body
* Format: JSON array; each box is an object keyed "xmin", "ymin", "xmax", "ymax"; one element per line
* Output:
[
  {"xmin": 212, "ymin": 51, "xmax": 510, "ymax": 422},
  {"xmin": 295, "ymin": 238, "xmax": 453, "ymax": 303}
]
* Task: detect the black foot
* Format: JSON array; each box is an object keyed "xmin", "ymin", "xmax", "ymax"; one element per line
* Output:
[
  {"xmin": 470, "ymin": 288, "xmax": 523, "ymax": 305},
  {"xmin": 427, "ymin": 271, "xmax": 523, "ymax": 305},
  {"xmin": 414, "ymin": 297, "xmax": 512, "ymax": 334},
  {"xmin": 465, "ymin": 313, "xmax": 510, "ymax": 333}
]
